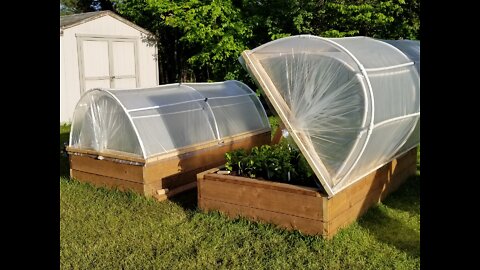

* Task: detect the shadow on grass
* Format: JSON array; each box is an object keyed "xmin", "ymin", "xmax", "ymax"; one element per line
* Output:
[
  {"xmin": 169, "ymin": 188, "xmax": 198, "ymax": 211},
  {"xmin": 357, "ymin": 176, "xmax": 420, "ymax": 257},
  {"xmin": 382, "ymin": 175, "xmax": 420, "ymax": 215}
]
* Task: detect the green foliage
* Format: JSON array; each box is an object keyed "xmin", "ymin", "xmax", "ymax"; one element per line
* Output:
[
  {"xmin": 318, "ymin": 0, "xmax": 420, "ymax": 39},
  {"xmin": 224, "ymin": 141, "xmax": 315, "ymax": 186},
  {"xmin": 163, "ymin": 0, "xmax": 252, "ymax": 81},
  {"xmin": 268, "ymin": 116, "xmax": 279, "ymax": 135},
  {"xmin": 239, "ymin": 0, "xmax": 320, "ymax": 45},
  {"xmin": 112, "ymin": 0, "xmax": 419, "ymax": 84},
  {"xmin": 60, "ymin": 0, "xmax": 114, "ymax": 15}
]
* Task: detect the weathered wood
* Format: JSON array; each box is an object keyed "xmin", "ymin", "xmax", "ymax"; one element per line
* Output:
[
  {"xmin": 271, "ymin": 122, "xmax": 286, "ymax": 145},
  {"xmin": 143, "ymin": 131, "xmax": 271, "ymax": 184},
  {"xmin": 159, "ymin": 165, "xmax": 214, "ymax": 190},
  {"xmin": 200, "ymin": 198, "xmax": 324, "ymax": 235},
  {"xmin": 68, "ymin": 129, "xmax": 271, "ymax": 200},
  {"xmin": 204, "ymin": 174, "xmax": 321, "ymax": 197},
  {"xmin": 66, "ymin": 147, "xmax": 145, "ymax": 163},
  {"xmin": 69, "ymin": 155, "xmax": 144, "ymax": 183},
  {"xmin": 200, "ymin": 176, "xmax": 324, "ymax": 220},
  {"xmin": 327, "ymin": 148, "xmax": 417, "ymax": 221},
  {"xmin": 145, "ymin": 128, "xmax": 272, "ymax": 163},
  {"xmin": 70, "ymin": 169, "xmax": 145, "ymax": 194},
  {"xmin": 153, "ymin": 181, "xmax": 198, "ymax": 202},
  {"xmin": 197, "ymin": 147, "xmax": 418, "ymax": 238}
]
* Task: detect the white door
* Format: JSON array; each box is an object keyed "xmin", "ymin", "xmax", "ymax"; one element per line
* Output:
[
  {"xmin": 77, "ymin": 35, "xmax": 139, "ymax": 93},
  {"xmin": 111, "ymin": 41, "xmax": 138, "ymax": 88}
]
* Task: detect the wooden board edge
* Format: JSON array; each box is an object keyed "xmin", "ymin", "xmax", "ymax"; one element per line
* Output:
[
  {"xmin": 199, "ymin": 197, "xmax": 325, "ymax": 236},
  {"xmin": 153, "ymin": 181, "xmax": 198, "ymax": 202},
  {"xmin": 145, "ymin": 128, "xmax": 271, "ymax": 163},
  {"xmin": 203, "ymin": 173, "xmax": 322, "ymax": 197},
  {"xmin": 66, "ymin": 146, "xmax": 145, "ymax": 163}
]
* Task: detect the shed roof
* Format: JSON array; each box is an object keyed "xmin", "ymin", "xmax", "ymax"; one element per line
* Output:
[{"xmin": 60, "ymin": 10, "xmax": 151, "ymax": 35}]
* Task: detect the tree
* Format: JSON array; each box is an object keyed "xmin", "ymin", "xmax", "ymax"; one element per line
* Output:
[
  {"xmin": 317, "ymin": 0, "xmax": 420, "ymax": 39},
  {"xmin": 163, "ymin": 0, "xmax": 252, "ymax": 81},
  {"xmin": 113, "ymin": 0, "xmax": 182, "ymax": 83},
  {"xmin": 115, "ymin": 0, "xmax": 253, "ymax": 82},
  {"xmin": 237, "ymin": 0, "xmax": 322, "ymax": 46},
  {"xmin": 60, "ymin": 0, "xmax": 115, "ymax": 15},
  {"xmin": 110, "ymin": 0, "xmax": 420, "ymax": 84}
]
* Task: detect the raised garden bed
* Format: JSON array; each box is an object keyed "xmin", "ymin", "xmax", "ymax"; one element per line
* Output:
[
  {"xmin": 197, "ymin": 147, "xmax": 417, "ymax": 238},
  {"xmin": 67, "ymin": 129, "xmax": 271, "ymax": 201}
]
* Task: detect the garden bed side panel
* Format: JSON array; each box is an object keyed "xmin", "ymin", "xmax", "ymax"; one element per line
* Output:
[
  {"xmin": 324, "ymin": 147, "xmax": 417, "ymax": 237},
  {"xmin": 68, "ymin": 129, "xmax": 271, "ymax": 198},
  {"xmin": 197, "ymin": 169, "xmax": 326, "ymax": 235},
  {"xmin": 197, "ymin": 147, "xmax": 417, "ymax": 238},
  {"xmin": 69, "ymin": 154, "xmax": 146, "ymax": 194},
  {"xmin": 143, "ymin": 130, "xmax": 271, "ymax": 193}
]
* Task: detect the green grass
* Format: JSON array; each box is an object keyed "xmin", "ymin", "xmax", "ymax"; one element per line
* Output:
[{"xmin": 60, "ymin": 125, "xmax": 420, "ymax": 269}]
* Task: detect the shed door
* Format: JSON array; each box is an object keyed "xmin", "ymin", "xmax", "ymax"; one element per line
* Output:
[
  {"xmin": 77, "ymin": 35, "xmax": 139, "ymax": 93},
  {"xmin": 111, "ymin": 41, "xmax": 138, "ymax": 88}
]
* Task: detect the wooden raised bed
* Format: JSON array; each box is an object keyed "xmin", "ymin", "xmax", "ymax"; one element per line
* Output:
[
  {"xmin": 67, "ymin": 128, "xmax": 271, "ymax": 201},
  {"xmin": 197, "ymin": 147, "xmax": 417, "ymax": 238}
]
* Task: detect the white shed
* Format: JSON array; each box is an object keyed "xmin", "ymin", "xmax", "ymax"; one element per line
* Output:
[{"xmin": 60, "ymin": 11, "xmax": 159, "ymax": 123}]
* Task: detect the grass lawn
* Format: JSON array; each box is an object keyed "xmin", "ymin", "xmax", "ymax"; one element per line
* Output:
[{"xmin": 60, "ymin": 121, "xmax": 420, "ymax": 269}]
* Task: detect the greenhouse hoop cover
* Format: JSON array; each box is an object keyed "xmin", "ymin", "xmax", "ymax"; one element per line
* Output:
[
  {"xmin": 240, "ymin": 35, "xmax": 420, "ymax": 197},
  {"xmin": 69, "ymin": 80, "xmax": 270, "ymax": 159}
]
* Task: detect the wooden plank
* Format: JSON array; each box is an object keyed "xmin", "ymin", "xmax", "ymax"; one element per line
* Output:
[
  {"xmin": 160, "ymin": 165, "xmax": 214, "ymax": 190},
  {"xmin": 325, "ymin": 169, "xmax": 415, "ymax": 237},
  {"xmin": 66, "ymin": 147, "xmax": 145, "ymax": 163},
  {"xmin": 327, "ymin": 167, "xmax": 415, "ymax": 236},
  {"xmin": 327, "ymin": 148, "xmax": 417, "ymax": 220},
  {"xmin": 70, "ymin": 169, "xmax": 145, "ymax": 194},
  {"xmin": 204, "ymin": 174, "xmax": 322, "ymax": 197},
  {"xmin": 145, "ymin": 128, "xmax": 271, "ymax": 163},
  {"xmin": 142, "ymin": 179, "xmax": 164, "ymax": 196},
  {"xmin": 197, "ymin": 168, "xmax": 220, "ymax": 206},
  {"xmin": 143, "ymin": 131, "xmax": 271, "ymax": 183},
  {"xmin": 69, "ymin": 154, "xmax": 144, "ymax": 183},
  {"xmin": 200, "ymin": 197, "xmax": 325, "ymax": 236},
  {"xmin": 327, "ymin": 165, "xmax": 388, "ymax": 220},
  {"xmin": 200, "ymin": 176, "xmax": 324, "ymax": 221},
  {"xmin": 153, "ymin": 182, "xmax": 197, "ymax": 202},
  {"xmin": 271, "ymin": 122, "xmax": 285, "ymax": 145},
  {"xmin": 326, "ymin": 190, "xmax": 381, "ymax": 238},
  {"xmin": 325, "ymin": 153, "xmax": 417, "ymax": 237}
]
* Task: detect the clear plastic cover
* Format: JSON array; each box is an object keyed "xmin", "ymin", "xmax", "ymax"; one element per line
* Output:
[
  {"xmin": 241, "ymin": 35, "xmax": 420, "ymax": 196},
  {"xmin": 70, "ymin": 90, "xmax": 143, "ymax": 156},
  {"xmin": 70, "ymin": 81, "xmax": 270, "ymax": 158},
  {"xmin": 331, "ymin": 37, "xmax": 412, "ymax": 69},
  {"xmin": 382, "ymin": 39, "xmax": 420, "ymax": 74}
]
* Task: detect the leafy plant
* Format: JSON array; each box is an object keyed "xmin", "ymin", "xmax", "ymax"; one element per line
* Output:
[{"xmin": 224, "ymin": 141, "xmax": 316, "ymax": 187}]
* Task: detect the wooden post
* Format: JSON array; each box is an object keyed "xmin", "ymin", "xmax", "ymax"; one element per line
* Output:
[{"xmin": 271, "ymin": 122, "xmax": 286, "ymax": 145}]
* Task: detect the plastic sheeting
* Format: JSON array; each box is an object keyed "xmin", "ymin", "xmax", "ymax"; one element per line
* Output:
[
  {"xmin": 240, "ymin": 35, "xmax": 420, "ymax": 196},
  {"xmin": 70, "ymin": 80, "xmax": 270, "ymax": 158}
]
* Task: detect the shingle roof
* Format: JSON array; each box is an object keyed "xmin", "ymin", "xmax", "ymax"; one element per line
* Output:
[
  {"xmin": 60, "ymin": 10, "xmax": 151, "ymax": 35},
  {"xmin": 60, "ymin": 11, "xmax": 104, "ymax": 28}
]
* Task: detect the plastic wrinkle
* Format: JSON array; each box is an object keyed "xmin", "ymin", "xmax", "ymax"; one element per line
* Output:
[
  {"xmin": 241, "ymin": 35, "xmax": 420, "ymax": 196},
  {"xmin": 69, "ymin": 80, "xmax": 270, "ymax": 159}
]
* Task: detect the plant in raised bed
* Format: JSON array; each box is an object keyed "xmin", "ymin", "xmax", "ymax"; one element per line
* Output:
[{"xmin": 224, "ymin": 140, "xmax": 318, "ymax": 188}]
